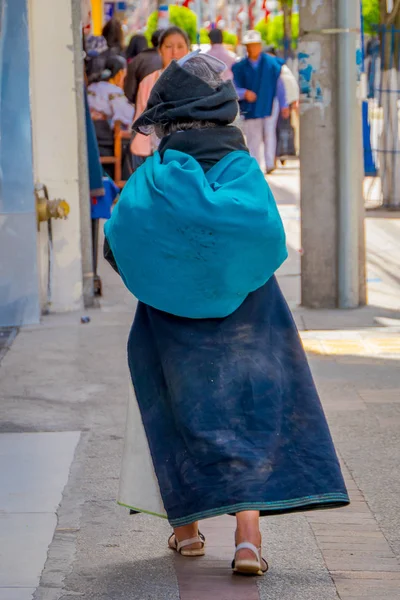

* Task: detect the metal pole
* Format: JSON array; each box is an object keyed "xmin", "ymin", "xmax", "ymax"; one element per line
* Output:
[{"xmin": 337, "ymin": 0, "xmax": 361, "ymax": 308}]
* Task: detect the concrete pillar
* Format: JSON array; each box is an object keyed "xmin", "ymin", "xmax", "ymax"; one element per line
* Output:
[
  {"xmin": 71, "ymin": 0, "xmax": 96, "ymax": 309},
  {"xmin": 299, "ymin": 1, "xmax": 338, "ymax": 308},
  {"xmin": 299, "ymin": 0, "xmax": 366, "ymax": 309},
  {"xmin": 29, "ymin": 0, "xmax": 84, "ymax": 313}
]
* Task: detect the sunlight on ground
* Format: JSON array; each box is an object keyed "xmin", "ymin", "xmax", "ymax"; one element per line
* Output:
[{"xmin": 301, "ymin": 330, "xmax": 400, "ymax": 359}]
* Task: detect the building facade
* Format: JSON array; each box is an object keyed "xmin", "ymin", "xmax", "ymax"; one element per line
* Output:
[{"xmin": 0, "ymin": 0, "xmax": 92, "ymax": 326}]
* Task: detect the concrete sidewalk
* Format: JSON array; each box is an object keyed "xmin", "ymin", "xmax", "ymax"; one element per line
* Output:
[{"xmin": 0, "ymin": 165, "xmax": 399, "ymax": 599}]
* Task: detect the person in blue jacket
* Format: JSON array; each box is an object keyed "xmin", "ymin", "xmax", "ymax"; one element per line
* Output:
[{"xmin": 233, "ymin": 30, "xmax": 290, "ymax": 174}]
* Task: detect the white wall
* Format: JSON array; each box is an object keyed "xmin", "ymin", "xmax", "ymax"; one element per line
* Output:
[{"xmin": 29, "ymin": 0, "xmax": 83, "ymax": 313}]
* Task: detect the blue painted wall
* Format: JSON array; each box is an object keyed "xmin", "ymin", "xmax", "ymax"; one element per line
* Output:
[{"xmin": 0, "ymin": 0, "xmax": 40, "ymax": 325}]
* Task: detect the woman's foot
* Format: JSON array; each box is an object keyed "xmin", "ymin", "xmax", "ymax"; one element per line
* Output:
[{"xmin": 169, "ymin": 521, "xmax": 205, "ymax": 556}]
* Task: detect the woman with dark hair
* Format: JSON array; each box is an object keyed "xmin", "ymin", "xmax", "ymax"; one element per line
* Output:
[
  {"xmin": 102, "ymin": 17, "xmax": 124, "ymax": 55},
  {"xmin": 130, "ymin": 26, "xmax": 190, "ymax": 169},
  {"xmin": 105, "ymin": 52, "xmax": 349, "ymax": 577},
  {"xmin": 125, "ymin": 33, "xmax": 148, "ymax": 63},
  {"xmin": 124, "ymin": 30, "xmax": 163, "ymax": 105},
  {"xmin": 87, "ymin": 55, "xmax": 134, "ymax": 178}
]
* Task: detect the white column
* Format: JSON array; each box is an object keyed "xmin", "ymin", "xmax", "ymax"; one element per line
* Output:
[{"xmin": 29, "ymin": 0, "xmax": 84, "ymax": 313}]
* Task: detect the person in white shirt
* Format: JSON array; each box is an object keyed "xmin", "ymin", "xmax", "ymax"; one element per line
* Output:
[
  {"xmin": 88, "ymin": 55, "xmax": 135, "ymax": 180},
  {"xmin": 88, "ymin": 55, "xmax": 134, "ymax": 129}
]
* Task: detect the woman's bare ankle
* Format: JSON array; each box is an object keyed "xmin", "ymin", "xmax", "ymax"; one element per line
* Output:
[
  {"xmin": 173, "ymin": 521, "xmax": 202, "ymax": 549},
  {"xmin": 235, "ymin": 511, "xmax": 261, "ymax": 559}
]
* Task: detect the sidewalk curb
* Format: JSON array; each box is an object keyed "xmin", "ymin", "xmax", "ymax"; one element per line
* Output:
[{"xmin": 0, "ymin": 327, "xmax": 18, "ymax": 365}]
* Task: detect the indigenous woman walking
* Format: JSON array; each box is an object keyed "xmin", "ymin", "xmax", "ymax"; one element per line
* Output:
[{"xmin": 104, "ymin": 52, "xmax": 349, "ymax": 577}]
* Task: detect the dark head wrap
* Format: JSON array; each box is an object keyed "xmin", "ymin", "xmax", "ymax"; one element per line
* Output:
[
  {"xmin": 125, "ymin": 34, "xmax": 148, "ymax": 61},
  {"xmin": 133, "ymin": 60, "xmax": 239, "ymax": 135},
  {"xmin": 102, "ymin": 55, "xmax": 127, "ymax": 81}
]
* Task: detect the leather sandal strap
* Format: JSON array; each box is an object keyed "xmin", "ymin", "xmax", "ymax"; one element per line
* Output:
[
  {"xmin": 235, "ymin": 542, "xmax": 260, "ymax": 562},
  {"xmin": 168, "ymin": 533, "xmax": 177, "ymax": 548},
  {"xmin": 260, "ymin": 557, "xmax": 269, "ymax": 573},
  {"xmin": 177, "ymin": 533, "xmax": 205, "ymax": 552}
]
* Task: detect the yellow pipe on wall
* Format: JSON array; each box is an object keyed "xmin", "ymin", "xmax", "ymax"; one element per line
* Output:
[{"xmin": 91, "ymin": 0, "xmax": 104, "ymax": 36}]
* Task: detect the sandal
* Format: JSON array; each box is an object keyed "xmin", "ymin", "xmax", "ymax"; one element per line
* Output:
[
  {"xmin": 168, "ymin": 531, "xmax": 206, "ymax": 557},
  {"xmin": 232, "ymin": 542, "xmax": 269, "ymax": 576}
]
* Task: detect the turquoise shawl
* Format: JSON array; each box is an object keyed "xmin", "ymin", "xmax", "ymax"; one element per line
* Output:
[{"xmin": 104, "ymin": 149, "xmax": 287, "ymax": 318}]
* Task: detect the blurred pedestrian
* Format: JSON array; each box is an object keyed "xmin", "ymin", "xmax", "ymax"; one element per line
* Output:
[
  {"xmin": 102, "ymin": 18, "xmax": 125, "ymax": 56},
  {"xmin": 125, "ymin": 33, "xmax": 148, "ymax": 63},
  {"xmin": 130, "ymin": 26, "xmax": 190, "ymax": 170},
  {"xmin": 206, "ymin": 28, "xmax": 235, "ymax": 80},
  {"xmin": 124, "ymin": 30, "xmax": 163, "ymax": 105},
  {"xmin": 84, "ymin": 34, "xmax": 109, "ymax": 84},
  {"xmin": 280, "ymin": 63, "xmax": 299, "ymax": 109},
  {"xmin": 104, "ymin": 52, "xmax": 349, "ymax": 577},
  {"xmin": 278, "ymin": 62, "xmax": 300, "ymax": 158},
  {"xmin": 87, "ymin": 55, "xmax": 134, "ymax": 179},
  {"xmin": 232, "ymin": 30, "xmax": 289, "ymax": 174}
]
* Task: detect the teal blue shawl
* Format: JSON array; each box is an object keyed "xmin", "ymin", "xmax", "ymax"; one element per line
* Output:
[{"xmin": 104, "ymin": 149, "xmax": 287, "ymax": 318}]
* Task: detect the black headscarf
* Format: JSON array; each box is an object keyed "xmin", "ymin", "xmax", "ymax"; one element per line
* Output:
[
  {"xmin": 125, "ymin": 34, "xmax": 148, "ymax": 61},
  {"xmin": 133, "ymin": 60, "xmax": 239, "ymax": 134}
]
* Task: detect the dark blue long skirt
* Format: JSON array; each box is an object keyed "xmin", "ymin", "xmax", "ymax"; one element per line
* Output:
[{"xmin": 127, "ymin": 276, "xmax": 349, "ymax": 527}]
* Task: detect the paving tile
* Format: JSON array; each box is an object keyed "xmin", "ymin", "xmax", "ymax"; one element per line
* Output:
[
  {"xmin": 334, "ymin": 578, "xmax": 400, "ymax": 600},
  {"xmin": 324, "ymin": 558, "xmax": 400, "ymax": 572},
  {"xmin": 309, "ymin": 525, "xmax": 381, "ymax": 535},
  {"xmin": 0, "ymin": 432, "xmax": 80, "ymax": 591},
  {"xmin": 307, "ymin": 468, "xmax": 400, "ymax": 600},
  {"xmin": 0, "ymin": 590, "xmax": 35, "ymax": 600},
  {"xmin": 322, "ymin": 549, "xmax": 395, "ymax": 559},
  {"xmin": 0, "ymin": 513, "xmax": 57, "ymax": 587},
  {"xmin": 376, "ymin": 415, "xmax": 400, "ymax": 428},
  {"xmin": 346, "ymin": 492, "xmax": 367, "ymax": 502},
  {"xmin": 323, "ymin": 400, "xmax": 367, "ymax": 412},
  {"xmin": 358, "ymin": 389, "xmax": 400, "ymax": 404},
  {"xmin": 339, "ymin": 596, "xmax": 400, "ymax": 600},
  {"xmin": 174, "ymin": 517, "xmax": 260, "ymax": 600},
  {"xmin": 181, "ymin": 594, "xmax": 258, "ymax": 600},
  {"xmin": 0, "ymin": 432, "xmax": 80, "ymax": 513},
  {"xmin": 340, "ymin": 502, "xmax": 371, "ymax": 513},
  {"xmin": 319, "ymin": 543, "xmax": 393, "ymax": 553},
  {"xmin": 307, "ymin": 514, "xmax": 377, "ymax": 525},
  {"xmin": 331, "ymin": 571, "xmax": 400, "ymax": 580}
]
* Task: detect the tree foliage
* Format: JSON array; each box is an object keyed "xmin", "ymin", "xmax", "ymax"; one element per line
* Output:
[
  {"xmin": 199, "ymin": 28, "xmax": 238, "ymax": 47},
  {"xmin": 255, "ymin": 13, "xmax": 299, "ymax": 49},
  {"xmin": 361, "ymin": 0, "xmax": 400, "ymax": 32},
  {"xmin": 223, "ymin": 31, "xmax": 238, "ymax": 47},
  {"xmin": 362, "ymin": 0, "xmax": 380, "ymax": 34},
  {"xmin": 255, "ymin": 18, "xmax": 269, "ymax": 45},
  {"xmin": 199, "ymin": 28, "xmax": 209, "ymax": 44},
  {"xmin": 146, "ymin": 6, "xmax": 197, "ymax": 44}
]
